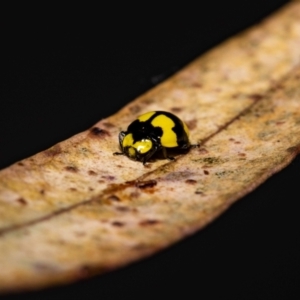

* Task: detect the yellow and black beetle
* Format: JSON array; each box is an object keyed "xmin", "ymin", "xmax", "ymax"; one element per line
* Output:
[{"xmin": 114, "ymin": 111, "xmax": 191, "ymax": 164}]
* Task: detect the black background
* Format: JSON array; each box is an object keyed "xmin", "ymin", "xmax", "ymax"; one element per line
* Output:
[{"xmin": 1, "ymin": 1, "xmax": 299, "ymax": 299}]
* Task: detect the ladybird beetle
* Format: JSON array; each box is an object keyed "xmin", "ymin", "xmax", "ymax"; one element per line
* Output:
[{"xmin": 114, "ymin": 111, "xmax": 191, "ymax": 164}]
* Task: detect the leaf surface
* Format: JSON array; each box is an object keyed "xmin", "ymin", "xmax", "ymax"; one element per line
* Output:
[{"xmin": 1, "ymin": 1, "xmax": 300, "ymax": 292}]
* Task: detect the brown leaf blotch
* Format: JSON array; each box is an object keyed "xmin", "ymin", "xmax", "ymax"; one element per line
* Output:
[
  {"xmin": 139, "ymin": 220, "xmax": 160, "ymax": 226},
  {"xmin": 195, "ymin": 191, "xmax": 204, "ymax": 195},
  {"xmin": 203, "ymin": 157, "xmax": 223, "ymax": 165},
  {"xmin": 198, "ymin": 148, "xmax": 209, "ymax": 155},
  {"xmin": 88, "ymin": 170, "xmax": 97, "ymax": 176},
  {"xmin": 248, "ymin": 94, "xmax": 264, "ymax": 101},
  {"xmin": 116, "ymin": 206, "xmax": 130, "ymax": 212},
  {"xmin": 107, "ymin": 195, "xmax": 121, "ymax": 202},
  {"xmin": 171, "ymin": 107, "xmax": 183, "ymax": 113},
  {"xmin": 102, "ymin": 122, "xmax": 114, "ymax": 128},
  {"xmin": 32, "ymin": 263, "xmax": 57, "ymax": 272},
  {"xmin": 77, "ymin": 265, "xmax": 94, "ymax": 278},
  {"xmin": 165, "ymin": 171, "xmax": 194, "ymax": 181},
  {"xmin": 74, "ymin": 231, "xmax": 86, "ymax": 237},
  {"xmin": 65, "ymin": 166, "xmax": 78, "ymax": 173},
  {"xmin": 231, "ymin": 93, "xmax": 240, "ymax": 99},
  {"xmin": 112, "ymin": 221, "xmax": 125, "ymax": 227},
  {"xmin": 136, "ymin": 180, "xmax": 157, "ymax": 189},
  {"xmin": 186, "ymin": 119, "xmax": 197, "ymax": 131},
  {"xmin": 286, "ymin": 144, "xmax": 300, "ymax": 154},
  {"xmin": 16, "ymin": 198, "xmax": 27, "ymax": 205},
  {"xmin": 238, "ymin": 153, "xmax": 246, "ymax": 157},
  {"xmin": 270, "ymin": 82, "xmax": 285, "ymax": 92},
  {"xmin": 44, "ymin": 145, "xmax": 62, "ymax": 157},
  {"xmin": 143, "ymin": 163, "xmax": 152, "ymax": 169},
  {"xmin": 129, "ymin": 105, "xmax": 141, "ymax": 114},
  {"xmin": 191, "ymin": 82, "xmax": 202, "ymax": 88},
  {"xmin": 141, "ymin": 98, "xmax": 154, "ymax": 105},
  {"xmin": 185, "ymin": 179, "xmax": 197, "ymax": 184},
  {"xmin": 130, "ymin": 191, "xmax": 140, "ymax": 198},
  {"xmin": 101, "ymin": 175, "xmax": 115, "ymax": 181},
  {"xmin": 90, "ymin": 127, "xmax": 110, "ymax": 137}
]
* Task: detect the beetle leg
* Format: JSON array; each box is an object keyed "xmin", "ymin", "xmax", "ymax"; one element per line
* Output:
[
  {"xmin": 190, "ymin": 143, "xmax": 200, "ymax": 148},
  {"xmin": 113, "ymin": 131, "xmax": 127, "ymax": 156},
  {"xmin": 162, "ymin": 147, "xmax": 175, "ymax": 161},
  {"xmin": 118, "ymin": 131, "xmax": 126, "ymax": 151},
  {"xmin": 142, "ymin": 145, "xmax": 159, "ymax": 165},
  {"xmin": 113, "ymin": 152, "xmax": 124, "ymax": 156},
  {"xmin": 179, "ymin": 142, "xmax": 191, "ymax": 150}
]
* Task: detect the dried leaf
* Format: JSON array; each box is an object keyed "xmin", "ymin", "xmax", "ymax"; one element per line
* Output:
[{"xmin": 1, "ymin": 2, "xmax": 300, "ymax": 292}]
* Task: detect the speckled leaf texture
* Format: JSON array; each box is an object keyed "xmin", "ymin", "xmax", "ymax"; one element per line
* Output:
[{"xmin": 1, "ymin": 1, "xmax": 300, "ymax": 293}]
